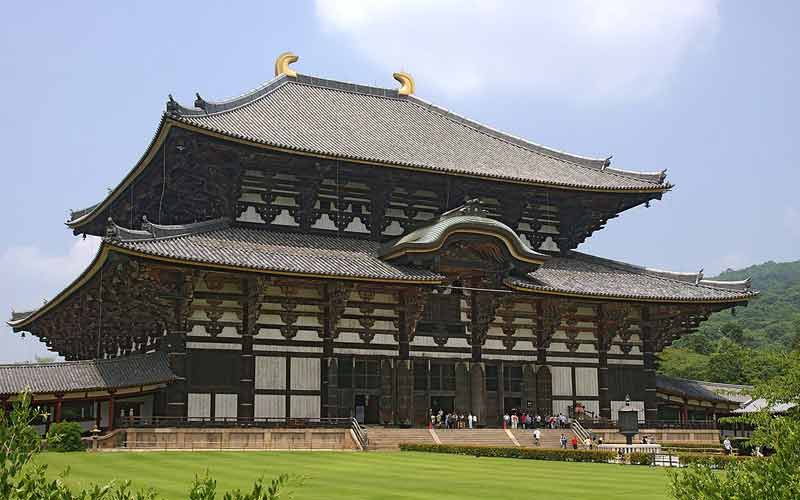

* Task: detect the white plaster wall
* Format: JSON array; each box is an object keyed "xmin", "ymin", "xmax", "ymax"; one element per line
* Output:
[
  {"xmin": 256, "ymin": 357, "xmax": 286, "ymax": 390},
  {"xmin": 214, "ymin": 393, "xmax": 238, "ymax": 419},
  {"xmin": 551, "ymin": 366, "xmax": 573, "ymax": 396},
  {"xmin": 575, "ymin": 367, "xmax": 599, "ymax": 397},
  {"xmin": 188, "ymin": 393, "xmax": 211, "ymax": 420},
  {"xmin": 290, "ymin": 395, "xmax": 320, "ymax": 418},
  {"xmin": 255, "ymin": 395, "xmax": 285, "ymax": 419},
  {"xmin": 290, "ymin": 358, "xmax": 321, "ymax": 391}
]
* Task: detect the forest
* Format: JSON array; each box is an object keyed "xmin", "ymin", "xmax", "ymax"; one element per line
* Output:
[{"xmin": 658, "ymin": 259, "xmax": 800, "ymax": 385}]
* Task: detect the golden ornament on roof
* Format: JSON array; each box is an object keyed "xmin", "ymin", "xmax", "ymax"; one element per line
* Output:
[
  {"xmin": 393, "ymin": 72, "xmax": 415, "ymax": 95},
  {"xmin": 274, "ymin": 52, "xmax": 299, "ymax": 78}
]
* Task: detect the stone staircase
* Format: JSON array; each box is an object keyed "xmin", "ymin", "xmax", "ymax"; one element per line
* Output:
[
  {"xmin": 363, "ymin": 427, "xmax": 577, "ymax": 451},
  {"xmin": 365, "ymin": 427, "xmax": 436, "ymax": 451},
  {"xmin": 511, "ymin": 428, "xmax": 574, "ymax": 449},
  {"xmin": 436, "ymin": 428, "xmax": 517, "ymax": 447}
]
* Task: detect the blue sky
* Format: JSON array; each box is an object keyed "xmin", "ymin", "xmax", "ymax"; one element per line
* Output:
[{"xmin": 1, "ymin": 1, "xmax": 797, "ymax": 362}]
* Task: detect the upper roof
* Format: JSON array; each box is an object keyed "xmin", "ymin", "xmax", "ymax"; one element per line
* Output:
[
  {"xmin": 0, "ymin": 352, "xmax": 174, "ymax": 396},
  {"xmin": 507, "ymin": 252, "xmax": 757, "ymax": 303},
  {"xmin": 167, "ymin": 72, "xmax": 669, "ymax": 192}
]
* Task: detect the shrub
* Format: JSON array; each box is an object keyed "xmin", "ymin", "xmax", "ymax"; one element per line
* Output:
[
  {"xmin": 47, "ymin": 421, "xmax": 85, "ymax": 452},
  {"xmin": 627, "ymin": 452, "xmax": 654, "ymax": 465},
  {"xmin": 659, "ymin": 442, "xmax": 722, "ymax": 450},
  {"xmin": 677, "ymin": 452, "xmax": 747, "ymax": 469},
  {"xmin": 399, "ymin": 443, "xmax": 616, "ymax": 463}
]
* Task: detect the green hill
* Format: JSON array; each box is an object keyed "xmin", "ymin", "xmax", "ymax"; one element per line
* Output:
[{"xmin": 658, "ymin": 259, "xmax": 800, "ymax": 384}]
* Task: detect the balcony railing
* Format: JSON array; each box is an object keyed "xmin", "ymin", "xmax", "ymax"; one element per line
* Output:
[
  {"xmin": 114, "ymin": 416, "xmax": 354, "ymax": 429},
  {"xmin": 580, "ymin": 419, "xmax": 720, "ymax": 430}
]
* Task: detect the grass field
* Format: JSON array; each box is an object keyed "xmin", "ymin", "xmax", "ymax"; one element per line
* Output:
[{"xmin": 38, "ymin": 451, "xmax": 672, "ymax": 500}]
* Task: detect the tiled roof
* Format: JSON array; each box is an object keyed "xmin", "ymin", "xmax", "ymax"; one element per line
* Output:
[
  {"xmin": 110, "ymin": 219, "xmax": 443, "ymax": 282},
  {"xmin": 507, "ymin": 252, "xmax": 757, "ymax": 302},
  {"xmin": 0, "ymin": 352, "xmax": 174, "ymax": 396},
  {"xmin": 656, "ymin": 375, "xmax": 737, "ymax": 404},
  {"xmin": 168, "ymin": 73, "xmax": 668, "ymax": 192}
]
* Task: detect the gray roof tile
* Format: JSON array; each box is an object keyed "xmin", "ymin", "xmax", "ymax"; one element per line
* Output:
[
  {"xmin": 171, "ymin": 74, "xmax": 668, "ymax": 191},
  {"xmin": 508, "ymin": 252, "xmax": 757, "ymax": 302},
  {"xmin": 0, "ymin": 352, "xmax": 174, "ymax": 396},
  {"xmin": 113, "ymin": 223, "xmax": 443, "ymax": 282}
]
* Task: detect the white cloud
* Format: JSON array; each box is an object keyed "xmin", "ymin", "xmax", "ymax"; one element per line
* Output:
[
  {"xmin": 0, "ymin": 237, "xmax": 100, "ymax": 362},
  {"xmin": 315, "ymin": 0, "xmax": 719, "ymax": 100}
]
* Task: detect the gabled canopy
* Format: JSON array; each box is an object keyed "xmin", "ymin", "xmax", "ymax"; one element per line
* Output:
[{"xmin": 380, "ymin": 199, "xmax": 549, "ymax": 277}]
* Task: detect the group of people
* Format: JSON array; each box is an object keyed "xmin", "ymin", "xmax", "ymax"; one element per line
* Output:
[
  {"xmin": 557, "ymin": 433, "xmax": 604, "ymax": 449},
  {"xmin": 429, "ymin": 409, "xmax": 478, "ymax": 429},
  {"xmin": 503, "ymin": 411, "xmax": 570, "ymax": 429}
]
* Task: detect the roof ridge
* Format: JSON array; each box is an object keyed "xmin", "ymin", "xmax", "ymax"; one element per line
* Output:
[
  {"xmin": 106, "ymin": 217, "xmax": 231, "ymax": 243},
  {"xmin": 405, "ymin": 95, "xmax": 668, "ymax": 185},
  {"xmin": 570, "ymin": 251, "xmax": 753, "ymax": 292},
  {"xmin": 167, "ymin": 74, "xmax": 290, "ymax": 117},
  {"xmin": 0, "ymin": 352, "xmax": 160, "ymax": 369}
]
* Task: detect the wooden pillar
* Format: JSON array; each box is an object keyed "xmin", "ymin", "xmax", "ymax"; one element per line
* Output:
[
  {"xmin": 640, "ymin": 306, "xmax": 658, "ymax": 424},
  {"xmin": 239, "ymin": 277, "xmax": 263, "ymax": 422},
  {"xmin": 596, "ymin": 305, "xmax": 611, "ymax": 420},
  {"xmin": 470, "ymin": 363, "xmax": 487, "ymax": 425},
  {"xmin": 470, "ymin": 292, "xmax": 482, "ymax": 363},
  {"xmin": 54, "ymin": 395, "xmax": 63, "ymax": 423},
  {"xmin": 107, "ymin": 394, "xmax": 116, "ymax": 431}
]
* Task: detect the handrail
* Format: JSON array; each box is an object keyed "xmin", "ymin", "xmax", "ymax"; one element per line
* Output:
[
  {"xmin": 571, "ymin": 419, "xmax": 590, "ymax": 442},
  {"xmin": 350, "ymin": 417, "xmax": 368, "ymax": 450}
]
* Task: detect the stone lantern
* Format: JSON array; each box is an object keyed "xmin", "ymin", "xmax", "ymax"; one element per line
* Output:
[{"xmin": 617, "ymin": 395, "xmax": 639, "ymax": 446}]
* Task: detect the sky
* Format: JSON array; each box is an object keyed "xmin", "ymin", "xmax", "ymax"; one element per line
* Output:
[{"xmin": 0, "ymin": 1, "xmax": 798, "ymax": 363}]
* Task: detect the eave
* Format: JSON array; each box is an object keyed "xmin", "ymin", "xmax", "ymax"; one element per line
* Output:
[{"xmin": 67, "ymin": 117, "xmax": 671, "ymax": 235}]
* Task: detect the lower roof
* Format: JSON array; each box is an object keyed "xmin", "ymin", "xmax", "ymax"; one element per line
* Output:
[
  {"xmin": 656, "ymin": 375, "xmax": 739, "ymax": 405},
  {"xmin": 0, "ymin": 352, "xmax": 175, "ymax": 397},
  {"xmin": 507, "ymin": 252, "xmax": 756, "ymax": 303},
  {"xmin": 9, "ymin": 220, "xmax": 755, "ymax": 330}
]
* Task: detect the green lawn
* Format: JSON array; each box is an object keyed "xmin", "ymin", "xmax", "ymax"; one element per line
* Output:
[{"xmin": 39, "ymin": 451, "xmax": 671, "ymax": 500}]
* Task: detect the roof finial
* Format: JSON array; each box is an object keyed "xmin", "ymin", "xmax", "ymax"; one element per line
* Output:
[
  {"xmin": 393, "ymin": 72, "xmax": 415, "ymax": 95},
  {"xmin": 275, "ymin": 52, "xmax": 299, "ymax": 78}
]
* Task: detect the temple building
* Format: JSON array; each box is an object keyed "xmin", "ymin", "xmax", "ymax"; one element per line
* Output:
[{"xmin": 6, "ymin": 53, "xmax": 756, "ymax": 430}]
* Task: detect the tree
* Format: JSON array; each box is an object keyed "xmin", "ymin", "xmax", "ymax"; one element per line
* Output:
[
  {"xmin": 706, "ymin": 338, "xmax": 749, "ymax": 384},
  {"xmin": 719, "ymin": 322, "xmax": 745, "ymax": 344},
  {"xmin": 657, "ymin": 348, "xmax": 709, "ymax": 380},
  {"xmin": 669, "ymin": 351, "xmax": 800, "ymax": 499},
  {"xmin": 0, "ymin": 392, "xmax": 296, "ymax": 499}
]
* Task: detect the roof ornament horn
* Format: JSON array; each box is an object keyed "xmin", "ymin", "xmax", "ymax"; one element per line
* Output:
[
  {"xmin": 393, "ymin": 72, "xmax": 415, "ymax": 95},
  {"xmin": 275, "ymin": 52, "xmax": 299, "ymax": 78}
]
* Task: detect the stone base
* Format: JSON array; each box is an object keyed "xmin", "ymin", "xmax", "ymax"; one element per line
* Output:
[{"xmin": 121, "ymin": 427, "xmax": 358, "ymax": 451}]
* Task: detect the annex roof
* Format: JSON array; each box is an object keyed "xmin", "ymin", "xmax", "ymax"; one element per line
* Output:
[
  {"xmin": 507, "ymin": 252, "xmax": 757, "ymax": 303},
  {"xmin": 0, "ymin": 352, "xmax": 174, "ymax": 397},
  {"xmin": 165, "ymin": 73, "xmax": 669, "ymax": 193},
  {"xmin": 656, "ymin": 375, "xmax": 740, "ymax": 405}
]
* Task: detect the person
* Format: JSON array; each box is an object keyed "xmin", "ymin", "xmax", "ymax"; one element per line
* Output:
[
  {"xmin": 570, "ymin": 435, "xmax": 578, "ymax": 450},
  {"xmin": 723, "ymin": 438, "xmax": 733, "ymax": 455},
  {"xmin": 472, "ymin": 413, "xmax": 478, "ymax": 429},
  {"xmin": 597, "ymin": 436, "xmax": 604, "ymax": 447},
  {"xmin": 584, "ymin": 436, "xmax": 592, "ymax": 449},
  {"xmin": 533, "ymin": 428, "xmax": 541, "ymax": 447},
  {"xmin": 536, "ymin": 414, "xmax": 542, "ymax": 428},
  {"xmin": 559, "ymin": 433, "xmax": 568, "ymax": 449},
  {"xmin": 503, "ymin": 413, "xmax": 510, "ymax": 428},
  {"xmin": 468, "ymin": 412, "xmax": 473, "ymax": 429},
  {"xmin": 520, "ymin": 413, "xmax": 527, "ymax": 429},
  {"xmin": 511, "ymin": 413, "xmax": 518, "ymax": 429}
]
